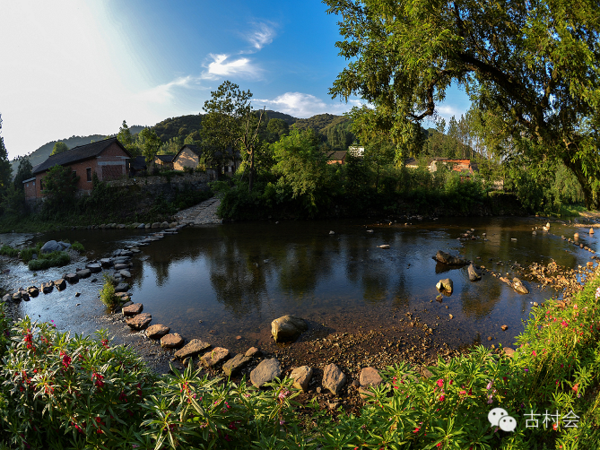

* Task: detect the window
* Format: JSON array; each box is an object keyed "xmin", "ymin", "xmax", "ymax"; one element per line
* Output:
[{"xmin": 86, "ymin": 168, "xmax": 92, "ymax": 182}]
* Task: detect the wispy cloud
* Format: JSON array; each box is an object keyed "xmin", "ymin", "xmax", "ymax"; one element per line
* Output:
[
  {"xmin": 255, "ymin": 92, "xmax": 362, "ymax": 118},
  {"xmin": 137, "ymin": 75, "xmax": 205, "ymax": 104},
  {"xmin": 244, "ymin": 22, "xmax": 276, "ymax": 51}
]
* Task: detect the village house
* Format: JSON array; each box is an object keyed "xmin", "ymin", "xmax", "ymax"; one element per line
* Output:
[
  {"xmin": 172, "ymin": 144, "xmax": 239, "ymax": 178},
  {"xmin": 173, "ymin": 144, "xmax": 202, "ymax": 171},
  {"xmin": 327, "ymin": 150, "xmax": 347, "ymax": 165},
  {"xmin": 154, "ymin": 154, "xmax": 174, "ymax": 170},
  {"xmin": 24, "ymin": 137, "xmax": 131, "ymax": 200}
]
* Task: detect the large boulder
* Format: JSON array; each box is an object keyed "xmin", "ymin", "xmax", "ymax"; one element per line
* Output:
[
  {"xmin": 467, "ymin": 263, "xmax": 482, "ymax": 281},
  {"xmin": 512, "ymin": 278, "xmax": 529, "ymax": 294},
  {"xmin": 250, "ymin": 358, "xmax": 282, "ymax": 388},
  {"xmin": 434, "ymin": 251, "xmax": 468, "ymax": 266},
  {"xmin": 436, "ymin": 278, "xmax": 454, "ymax": 294},
  {"xmin": 40, "ymin": 240, "xmax": 62, "ymax": 254},
  {"xmin": 174, "ymin": 339, "xmax": 211, "ymax": 359},
  {"xmin": 271, "ymin": 315, "xmax": 308, "ymax": 342},
  {"xmin": 323, "ymin": 363, "xmax": 346, "ymax": 396}
]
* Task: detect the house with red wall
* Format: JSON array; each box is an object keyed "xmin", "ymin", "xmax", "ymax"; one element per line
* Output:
[{"xmin": 24, "ymin": 137, "xmax": 131, "ymax": 200}]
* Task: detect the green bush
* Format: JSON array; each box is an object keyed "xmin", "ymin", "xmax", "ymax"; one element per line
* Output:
[
  {"xmin": 0, "ymin": 245, "xmax": 18, "ymax": 258},
  {"xmin": 99, "ymin": 274, "xmax": 119, "ymax": 310},
  {"xmin": 71, "ymin": 241, "xmax": 85, "ymax": 253},
  {"xmin": 27, "ymin": 251, "xmax": 70, "ymax": 271},
  {"xmin": 18, "ymin": 243, "xmax": 43, "ymax": 263}
]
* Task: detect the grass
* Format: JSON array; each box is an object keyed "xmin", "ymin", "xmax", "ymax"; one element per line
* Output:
[{"xmin": 27, "ymin": 251, "xmax": 70, "ymax": 271}]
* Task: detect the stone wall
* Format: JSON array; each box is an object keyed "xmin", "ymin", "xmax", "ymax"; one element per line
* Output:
[{"xmin": 106, "ymin": 172, "xmax": 210, "ymax": 202}]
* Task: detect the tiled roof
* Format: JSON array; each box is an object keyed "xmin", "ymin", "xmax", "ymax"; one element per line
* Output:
[
  {"xmin": 328, "ymin": 150, "xmax": 347, "ymax": 160},
  {"xmin": 32, "ymin": 137, "xmax": 128, "ymax": 175},
  {"xmin": 156, "ymin": 154, "xmax": 174, "ymax": 163}
]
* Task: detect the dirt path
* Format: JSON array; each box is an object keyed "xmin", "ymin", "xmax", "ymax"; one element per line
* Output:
[{"xmin": 174, "ymin": 197, "xmax": 221, "ymax": 225}]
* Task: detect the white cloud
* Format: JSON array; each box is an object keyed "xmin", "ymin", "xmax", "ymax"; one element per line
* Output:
[
  {"xmin": 254, "ymin": 92, "xmax": 362, "ymax": 118},
  {"xmin": 244, "ymin": 22, "xmax": 276, "ymax": 51},
  {"xmin": 204, "ymin": 53, "xmax": 261, "ymax": 79},
  {"xmin": 137, "ymin": 76, "xmax": 206, "ymax": 104}
]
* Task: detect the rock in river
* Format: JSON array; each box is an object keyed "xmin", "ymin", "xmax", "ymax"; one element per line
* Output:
[
  {"xmin": 250, "ymin": 358, "xmax": 282, "ymax": 388},
  {"xmin": 115, "ymin": 283, "xmax": 130, "ymax": 293},
  {"xmin": 146, "ymin": 324, "xmax": 170, "ymax": 339},
  {"xmin": 200, "ymin": 347, "xmax": 230, "ymax": 367},
  {"xmin": 436, "ymin": 278, "xmax": 454, "ymax": 294},
  {"xmin": 512, "ymin": 278, "xmax": 529, "ymax": 294},
  {"xmin": 122, "ymin": 303, "xmax": 143, "ymax": 316},
  {"xmin": 271, "ymin": 315, "xmax": 308, "ymax": 342},
  {"xmin": 161, "ymin": 333, "xmax": 184, "ymax": 349},
  {"xmin": 467, "ymin": 263, "xmax": 481, "ymax": 281},
  {"xmin": 434, "ymin": 250, "xmax": 467, "ymax": 266},
  {"xmin": 125, "ymin": 313, "xmax": 152, "ymax": 330}
]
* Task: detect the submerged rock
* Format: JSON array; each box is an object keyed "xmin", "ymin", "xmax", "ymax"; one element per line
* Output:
[
  {"xmin": 467, "ymin": 263, "xmax": 481, "ymax": 281},
  {"xmin": 436, "ymin": 278, "xmax": 453, "ymax": 294},
  {"xmin": 434, "ymin": 251, "xmax": 467, "ymax": 266},
  {"xmin": 511, "ymin": 278, "xmax": 529, "ymax": 294}
]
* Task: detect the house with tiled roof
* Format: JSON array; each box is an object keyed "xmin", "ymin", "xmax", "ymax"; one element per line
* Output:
[
  {"xmin": 327, "ymin": 150, "xmax": 347, "ymax": 165},
  {"xmin": 24, "ymin": 137, "xmax": 130, "ymax": 200}
]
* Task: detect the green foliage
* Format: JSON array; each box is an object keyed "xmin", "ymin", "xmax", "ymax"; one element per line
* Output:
[
  {"xmin": 71, "ymin": 241, "xmax": 85, "ymax": 253},
  {"xmin": 138, "ymin": 128, "xmax": 162, "ymax": 162},
  {"xmin": 0, "ymin": 115, "xmax": 12, "ymax": 199},
  {"xmin": 0, "ymin": 185, "xmax": 27, "ymax": 218},
  {"xmin": 41, "ymin": 165, "xmax": 79, "ymax": 218},
  {"xmin": 117, "ymin": 120, "xmax": 141, "ymax": 156},
  {"xmin": 325, "ymin": 0, "xmax": 600, "ymax": 209},
  {"xmin": 99, "ymin": 273, "xmax": 119, "ymax": 310},
  {"xmin": 50, "ymin": 141, "xmax": 69, "ymax": 156},
  {"xmin": 18, "ymin": 243, "xmax": 42, "ymax": 263},
  {"xmin": 27, "ymin": 251, "xmax": 70, "ymax": 271},
  {"xmin": 0, "ymin": 245, "xmax": 18, "ymax": 258},
  {"xmin": 12, "ymin": 157, "xmax": 33, "ymax": 190},
  {"xmin": 152, "ymin": 114, "xmax": 203, "ymax": 143}
]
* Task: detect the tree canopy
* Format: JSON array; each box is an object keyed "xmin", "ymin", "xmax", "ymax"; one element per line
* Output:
[
  {"xmin": 325, "ymin": 0, "xmax": 600, "ymax": 208},
  {"xmin": 51, "ymin": 142, "xmax": 69, "ymax": 156},
  {"xmin": 13, "ymin": 157, "xmax": 33, "ymax": 190},
  {"xmin": 0, "ymin": 115, "xmax": 11, "ymax": 198}
]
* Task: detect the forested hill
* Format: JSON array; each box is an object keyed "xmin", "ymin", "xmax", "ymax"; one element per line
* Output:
[{"xmin": 10, "ymin": 126, "xmax": 144, "ymax": 176}]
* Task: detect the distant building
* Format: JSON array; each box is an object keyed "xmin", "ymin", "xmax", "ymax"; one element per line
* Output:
[
  {"xmin": 404, "ymin": 157, "xmax": 419, "ymax": 169},
  {"xmin": 348, "ymin": 146, "xmax": 364, "ymax": 157},
  {"xmin": 173, "ymin": 144, "xmax": 239, "ymax": 178},
  {"xmin": 25, "ymin": 137, "xmax": 130, "ymax": 200},
  {"xmin": 427, "ymin": 158, "xmax": 479, "ymax": 175},
  {"xmin": 173, "ymin": 144, "xmax": 202, "ymax": 171},
  {"xmin": 328, "ymin": 151, "xmax": 347, "ymax": 165},
  {"xmin": 154, "ymin": 154, "xmax": 174, "ymax": 170}
]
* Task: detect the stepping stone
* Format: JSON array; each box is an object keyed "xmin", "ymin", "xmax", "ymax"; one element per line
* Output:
[
  {"xmin": 250, "ymin": 358, "xmax": 281, "ymax": 388},
  {"xmin": 114, "ymin": 263, "xmax": 129, "ymax": 270},
  {"xmin": 76, "ymin": 269, "xmax": 91, "ymax": 278},
  {"xmin": 115, "ymin": 283, "xmax": 129, "ymax": 293},
  {"xmin": 200, "ymin": 347, "xmax": 229, "ymax": 367},
  {"xmin": 161, "ymin": 333, "xmax": 184, "ymax": 349},
  {"xmin": 100, "ymin": 258, "xmax": 113, "ymax": 268},
  {"xmin": 54, "ymin": 279, "xmax": 66, "ymax": 290},
  {"xmin": 245, "ymin": 347, "xmax": 260, "ymax": 358},
  {"xmin": 12, "ymin": 292, "xmax": 22, "ymax": 301},
  {"xmin": 86, "ymin": 263, "xmax": 102, "ymax": 273},
  {"xmin": 120, "ymin": 270, "xmax": 131, "ymax": 278},
  {"xmin": 146, "ymin": 324, "xmax": 170, "ymax": 339},
  {"xmin": 65, "ymin": 273, "xmax": 79, "ymax": 283},
  {"xmin": 174, "ymin": 339, "xmax": 211, "ymax": 359},
  {"xmin": 27, "ymin": 286, "xmax": 39, "ymax": 297},
  {"xmin": 290, "ymin": 366, "xmax": 313, "ymax": 392},
  {"xmin": 122, "ymin": 303, "xmax": 143, "ymax": 316},
  {"xmin": 125, "ymin": 313, "xmax": 152, "ymax": 330},
  {"xmin": 2, "ymin": 294, "xmax": 11, "ymax": 303},
  {"xmin": 41, "ymin": 282, "xmax": 53, "ymax": 294},
  {"xmin": 223, "ymin": 354, "xmax": 252, "ymax": 377}
]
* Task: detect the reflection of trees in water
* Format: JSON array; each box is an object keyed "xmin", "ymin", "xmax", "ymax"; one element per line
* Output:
[
  {"xmin": 208, "ymin": 239, "xmax": 271, "ymax": 319},
  {"xmin": 343, "ymin": 239, "xmax": 391, "ymax": 304},
  {"xmin": 277, "ymin": 237, "xmax": 338, "ymax": 296}
]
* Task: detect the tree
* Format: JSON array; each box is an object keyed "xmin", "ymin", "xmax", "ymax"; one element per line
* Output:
[
  {"xmin": 0, "ymin": 115, "xmax": 12, "ymax": 199},
  {"xmin": 13, "ymin": 157, "xmax": 33, "ymax": 190},
  {"xmin": 117, "ymin": 120, "xmax": 140, "ymax": 156},
  {"xmin": 41, "ymin": 165, "xmax": 79, "ymax": 216},
  {"xmin": 201, "ymin": 81, "xmax": 265, "ymax": 191},
  {"xmin": 325, "ymin": 0, "xmax": 600, "ymax": 209},
  {"xmin": 137, "ymin": 128, "xmax": 162, "ymax": 162},
  {"xmin": 51, "ymin": 142, "xmax": 69, "ymax": 156}
]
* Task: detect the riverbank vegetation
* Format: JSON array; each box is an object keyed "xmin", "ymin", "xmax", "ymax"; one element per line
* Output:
[
  {"xmin": 0, "ymin": 267, "xmax": 599, "ymax": 448},
  {"xmin": 0, "ymin": 240, "xmax": 84, "ymax": 271}
]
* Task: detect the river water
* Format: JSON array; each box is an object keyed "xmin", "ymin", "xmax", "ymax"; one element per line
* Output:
[{"xmin": 1, "ymin": 216, "xmax": 598, "ymax": 356}]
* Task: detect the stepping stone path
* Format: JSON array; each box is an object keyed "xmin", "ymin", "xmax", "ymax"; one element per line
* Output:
[
  {"xmin": 115, "ymin": 283, "xmax": 129, "ymax": 293},
  {"xmin": 125, "ymin": 313, "xmax": 152, "ymax": 330},
  {"xmin": 200, "ymin": 347, "xmax": 230, "ymax": 367},
  {"xmin": 174, "ymin": 339, "xmax": 211, "ymax": 359},
  {"xmin": 161, "ymin": 333, "xmax": 184, "ymax": 348},
  {"xmin": 54, "ymin": 279, "xmax": 66, "ymax": 290},
  {"xmin": 28, "ymin": 286, "xmax": 39, "ymax": 296},
  {"xmin": 146, "ymin": 324, "xmax": 170, "ymax": 339},
  {"xmin": 222, "ymin": 354, "xmax": 252, "ymax": 377},
  {"xmin": 250, "ymin": 358, "xmax": 281, "ymax": 388},
  {"xmin": 64, "ymin": 273, "xmax": 79, "ymax": 283},
  {"xmin": 76, "ymin": 269, "xmax": 91, "ymax": 278},
  {"xmin": 41, "ymin": 282, "xmax": 53, "ymax": 294},
  {"xmin": 122, "ymin": 303, "xmax": 143, "ymax": 316},
  {"xmin": 86, "ymin": 263, "xmax": 102, "ymax": 273},
  {"xmin": 174, "ymin": 197, "xmax": 222, "ymax": 225}
]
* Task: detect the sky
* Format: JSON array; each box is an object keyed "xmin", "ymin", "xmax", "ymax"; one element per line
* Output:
[{"xmin": 0, "ymin": 0, "xmax": 471, "ymax": 160}]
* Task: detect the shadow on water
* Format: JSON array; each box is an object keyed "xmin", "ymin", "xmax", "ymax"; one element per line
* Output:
[{"xmin": 3, "ymin": 216, "xmax": 598, "ymax": 355}]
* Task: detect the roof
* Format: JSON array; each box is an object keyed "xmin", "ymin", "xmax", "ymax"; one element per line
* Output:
[
  {"xmin": 22, "ymin": 176, "xmax": 36, "ymax": 184},
  {"xmin": 156, "ymin": 154, "xmax": 174, "ymax": 163},
  {"xmin": 404, "ymin": 157, "xmax": 418, "ymax": 166},
  {"xmin": 328, "ymin": 151, "xmax": 347, "ymax": 161},
  {"xmin": 33, "ymin": 137, "xmax": 129, "ymax": 175}
]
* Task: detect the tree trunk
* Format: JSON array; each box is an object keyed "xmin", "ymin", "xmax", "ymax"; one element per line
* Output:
[
  {"xmin": 563, "ymin": 157, "xmax": 599, "ymax": 210},
  {"xmin": 248, "ymin": 150, "xmax": 255, "ymax": 193}
]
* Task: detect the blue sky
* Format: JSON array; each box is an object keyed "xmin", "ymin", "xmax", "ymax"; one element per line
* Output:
[{"xmin": 0, "ymin": 0, "xmax": 470, "ymax": 160}]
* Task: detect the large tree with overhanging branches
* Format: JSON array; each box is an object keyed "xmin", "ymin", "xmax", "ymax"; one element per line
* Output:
[{"xmin": 324, "ymin": 0, "xmax": 600, "ymax": 209}]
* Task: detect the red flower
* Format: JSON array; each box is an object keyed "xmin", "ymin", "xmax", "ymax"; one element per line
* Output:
[
  {"xmin": 62, "ymin": 355, "xmax": 72, "ymax": 369},
  {"xmin": 572, "ymin": 384, "xmax": 579, "ymax": 393},
  {"xmin": 413, "ymin": 427, "xmax": 420, "ymax": 433},
  {"xmin": 439, "ymin": 395, "xmax": 445, "ymax": 401},
  {"xmin": 436, "ymin": 379, "xmax": 444, "ymax": 388}
]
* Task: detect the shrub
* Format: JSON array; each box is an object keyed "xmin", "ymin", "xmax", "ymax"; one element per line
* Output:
[
  {"xmin": 71, "ymin": 241, "xmax": 85, "ymax": 253},
  {"xmin": 99, "ymin": 274, "xmax": 119, "ymax": 310},
  {"xmin": 0, "ymin": 245, "xmax": 18, "ymax": 258},
  {"xmin": 27, "ymin": 251, "xmax": 70, "ymax": 271}
]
